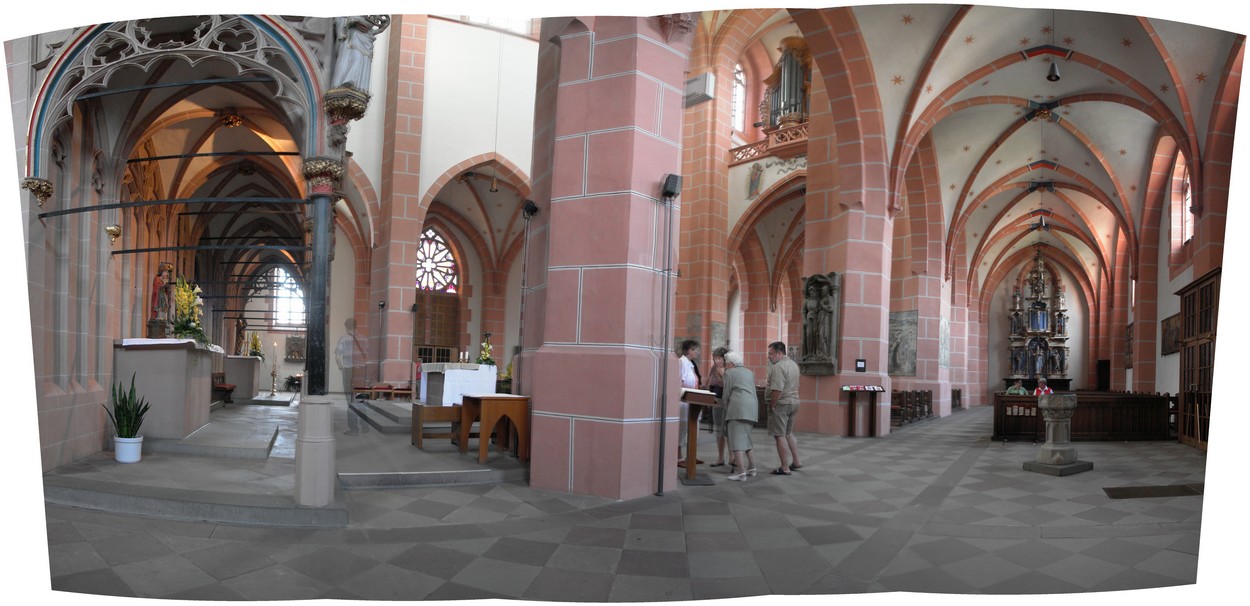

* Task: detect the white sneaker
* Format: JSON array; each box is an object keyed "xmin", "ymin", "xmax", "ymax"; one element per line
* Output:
[{"xmin": 727, "ymin": 472, "xmax": 748, "ymax": 481}]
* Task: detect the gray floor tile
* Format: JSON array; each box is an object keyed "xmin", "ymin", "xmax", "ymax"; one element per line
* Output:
[{"xmin": 524, "ymin": 566, "xmax": 616, "ymax": 601}]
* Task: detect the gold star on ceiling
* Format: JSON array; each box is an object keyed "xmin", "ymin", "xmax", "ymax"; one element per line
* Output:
[
  {"xmin": 925, "ymin": 84, "xmax": 934, "ymax": 93},
  {"xmin": 1121, "ymin": 37, "xmax": 1133, "ymax": 48},
  {"xmin": 1196, "ymin": 72, "xmax": 1208, "ymax": 82},
  {"xmin": 1130, "ymin": 184, "xmax": 1138, "ymax": 192},
  {"xmin": 1119, "ymin": 149, "xmax": 1127, "ymax": 155},
  {"xmin": 949, "ymin": 183, "xmax": 956, "ymax": 190},
  {"xmin": 1160, "ymin": 83, "xmax": 1171, "ymax": 92},
  {"xmin": 1042, "ymin": 25, "xmax": 1053, "ymax": 34},
  {"xmin": 965, "ymin": 35, "xmax": 975, "ymax": 44},
  {"xmin": 963, "ymin": 145, "xmax": 971, "ymax": 152},
  {"xmin": 902, "ymin": 15, "xmax": 914, "ymax": 25},
  {"xmin": 892, "ymin": 75, "xmax": 904, "ymax": 85},
  {"xmin": 1019, "ymin": 37, "xmax": 1031, "ymax": 46},
  {"xmin": 1063, "ymin": 36, "xmax": 1075, "ymax": 45}
]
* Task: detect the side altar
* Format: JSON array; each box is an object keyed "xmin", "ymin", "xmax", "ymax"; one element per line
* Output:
[
  {"xmin": 1005, "ymin": 245, "xmax": 1070, "ymax": 388},
  {"xmin": 114, "ymin": 338, "xmax": 224, "ymax": 439},
  {"xmin": 224, "ymin": 355, "xmax": 262, "ymax": 400},
  {"xmin": 420, "ymin": 362, "xmax": 498, "ymax": 406}
]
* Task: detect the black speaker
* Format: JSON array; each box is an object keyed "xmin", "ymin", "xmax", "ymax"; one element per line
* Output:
[
  {"xmin": 662, "ymin": 174, "xmax": 682, "ymax": 198},
  {"xmin": 522, "ymin": 200, "xmax": 539, "ymax": 218}
]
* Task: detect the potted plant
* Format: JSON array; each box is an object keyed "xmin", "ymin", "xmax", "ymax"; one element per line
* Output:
[{"xmin": 103, "ymin": 372, "xmax": 151, "ymax": 463}]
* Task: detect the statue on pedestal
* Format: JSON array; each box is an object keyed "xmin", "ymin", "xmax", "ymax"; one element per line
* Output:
[{"xmin": 147, "ymin": 261, "xmax": 174, "ymax": 338}]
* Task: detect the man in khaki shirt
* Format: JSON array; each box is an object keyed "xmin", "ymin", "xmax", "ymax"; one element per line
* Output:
[{"xmin": 766, "ymin": 341, "xmax": 803, "ymax": 475}]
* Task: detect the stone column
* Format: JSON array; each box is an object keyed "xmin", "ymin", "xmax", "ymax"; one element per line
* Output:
[
  {"xmin": 295, "ymin": 396, "xmax": 337, "ymax": 506},
  {"xmin": 525, "ymin": 16, "xmax": 692, "ymax": 500},
  {"xmin": 1023, "ymin": 393, "xmax": 1093, "ymax": 476}
]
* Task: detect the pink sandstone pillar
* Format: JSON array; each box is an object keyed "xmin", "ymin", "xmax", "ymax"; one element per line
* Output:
[{"xmin": 526, "ymin": 16, "xmax": 693, "ymax": 499}]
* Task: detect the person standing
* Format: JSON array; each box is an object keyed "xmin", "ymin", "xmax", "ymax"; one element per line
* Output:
[
  {"xmin": 335, "ymin": 318, "xmax": 369, "ymax": 435},
  {"xmin": 766, "ymin": 341, "xmax": 803, "ymax": 475},
  {"xmin": 706, "ymin": 347, "xmax": 729, "ymax": 468},
  {"xmin": 721, "ymin": 351, "xmax": 759, "ymax": 481},
  {"xmin": 1033, "ymin": 377, "xmax": 1054, "ymax": 396},
  {"xmin": 677, "ymin": 339, "xmax": 702, "ymax": 467}
]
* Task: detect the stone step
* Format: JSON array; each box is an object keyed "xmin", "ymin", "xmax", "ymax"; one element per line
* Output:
[
  {"xmin": 338, "ymin": 464, "xmax": 529, "ymax": 489},
  {"xmin": 43, "ymin": 474, "xmax": 348, "ymax": 528},
  {"xmin": 348, "ymin": 400, "xmax": 411, "ymax": 434}
]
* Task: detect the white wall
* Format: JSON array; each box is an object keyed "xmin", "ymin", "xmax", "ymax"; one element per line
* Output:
[
  {"xmin": 421, "ymin": 20, "xmax": 538, "ymax": 197},
  {"xmin": 1154, "ymin": 214, "xmax": 1191, "ymax": 396}
]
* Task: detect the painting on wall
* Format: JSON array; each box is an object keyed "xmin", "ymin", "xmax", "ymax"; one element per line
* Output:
[
  {"xmin": 285, "ymin": 335, "xmax": 306, "ymax": 362},
  {"xmin": 888, "ymin": 310, "xmax": 918, "ymax": 376},
  {"xmin": 1161, "ymin": 313, "xmax": 1182, "ymax": 356}
]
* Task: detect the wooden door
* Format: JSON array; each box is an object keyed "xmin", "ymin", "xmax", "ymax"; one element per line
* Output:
[
  {"xmin": 414, "ymin": 291, "xmax": 460, "ymax": 364},
  {"xmin": 1177, "ymin": 269, "xmax": 1219, "ymax": 451}
]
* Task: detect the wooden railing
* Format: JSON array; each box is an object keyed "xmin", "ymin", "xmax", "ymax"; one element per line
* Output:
[
  {"xmin": 992, "ymin": 391, "xmax": 1172, "ymax": 442},
  {"xmin": 728, "ymin": 123, "xmax": 810, "ymax": 166}
]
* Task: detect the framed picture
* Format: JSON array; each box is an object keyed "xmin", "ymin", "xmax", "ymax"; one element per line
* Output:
[
  {"xmin": 285, "ymin": 335, "xmax": 306, "ymax": 362},
  {"xmin": 1161, "ymin": 313, "xmax": 1181, "ymax": 356}
]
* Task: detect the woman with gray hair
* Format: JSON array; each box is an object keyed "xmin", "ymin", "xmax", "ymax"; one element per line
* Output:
[{"xmin": 720, "ymin": 350, "xmax": 759, "ymax": 481}]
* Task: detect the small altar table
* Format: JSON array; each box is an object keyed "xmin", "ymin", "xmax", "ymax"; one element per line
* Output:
[{"xmin": 458, "ymin": 394, "xmax": 531, "ymax": 463}]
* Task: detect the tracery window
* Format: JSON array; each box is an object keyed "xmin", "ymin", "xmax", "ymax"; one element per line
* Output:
[
  {"xmin": 415, "ymin": 228, "xmax": 459, "ymax": 293},
  {"xmin": 732, "ymin": 63, "xmax": 746, "ymax": 132},
  {"xmin": 271, "ymin": 267, "xmax": 305, "ymax": 326}
]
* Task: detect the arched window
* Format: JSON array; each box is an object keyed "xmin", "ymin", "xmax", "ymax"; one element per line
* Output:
[
  {"xmin": 271, "ymin": 267, "xmax": 305, "ymax": 326},
  {"xmin": 732, "ymin": 63, "xmax": 746, "ymax": 132},
  {"xmin": 1169, "ymin": 154, "xmax": 1197, "ymax": 259},
  {"xmin": 1181, "ymin": 168, "xmax": 1194, "ymax": 243},
  {"xmin": 415, "ymin": 228, "xmax": 459, "ymax": 293}
]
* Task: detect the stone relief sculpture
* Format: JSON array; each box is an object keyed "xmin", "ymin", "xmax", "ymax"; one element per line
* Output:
[
  {"xmin": 799, "ymin": 272, "xmax": 839, "ymax": 375},
  {"xmin": 888, "ymin": 310, "xmax": 918, "ymax": 376}
]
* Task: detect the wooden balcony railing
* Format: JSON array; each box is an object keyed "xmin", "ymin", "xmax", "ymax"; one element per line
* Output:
[{"xmin": 728, "ymin": 122, "xmax": 810, "ymax": 166}]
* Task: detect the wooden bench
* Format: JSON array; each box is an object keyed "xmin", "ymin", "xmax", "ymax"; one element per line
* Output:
[
  {"xmin": 211, "ymin": 372, "xmax": 236, "ymax": 404},
  {"xmin": 412, "ymin": 403, "xmax": 468, "ymax": 449}
]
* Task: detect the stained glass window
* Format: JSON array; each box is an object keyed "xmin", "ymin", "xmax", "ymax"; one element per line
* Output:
[{"xmin": 415, "ymin": 228, "xmax": 458, "ymax": 293}]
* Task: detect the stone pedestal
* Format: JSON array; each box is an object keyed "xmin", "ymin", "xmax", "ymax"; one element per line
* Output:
[
  {"xmin": 1023, "ymin": 393, "xmax": 1093, "ymax": 476},
  {"xmin": 295, "ymin": 396, "xmax": 336, "ymax": 507}
]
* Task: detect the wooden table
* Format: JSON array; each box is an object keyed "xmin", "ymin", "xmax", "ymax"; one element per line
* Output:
[
  {"xmin": 459, "ymin": 394, "xmax": 531, "ymax": 463},
  {"xmin": 680, "ymin": 388, "xmax": 720, "ymax": 481}
]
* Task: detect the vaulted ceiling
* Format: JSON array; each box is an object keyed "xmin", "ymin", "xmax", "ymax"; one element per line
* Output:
[{"xmin": 710, "ymin": 4, "xmax": 1239, "ymax": 300}]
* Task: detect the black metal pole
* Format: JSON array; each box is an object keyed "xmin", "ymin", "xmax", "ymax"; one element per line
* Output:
[{"xmin": 305, "ymin": 192, "xmax": 332, "ymax": 395}]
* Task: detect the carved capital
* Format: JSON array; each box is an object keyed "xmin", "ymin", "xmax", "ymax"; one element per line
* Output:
[
  {"xmin": 324, "ymin": 87, "xmax": 371, "ymax": 124},
  {"xmin": 21, "ymin": 177, "xmax": 53, "ymax": 207},
  {"xmin": 657, "ymin": 13, "xmax": 695, "ymax": 43},
  {"xmin": 301, "ymin": 157, "xmax": 345, "ymax": 195}
]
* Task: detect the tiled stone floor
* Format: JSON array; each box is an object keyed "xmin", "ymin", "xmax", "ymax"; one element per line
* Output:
[{"xmin": 26, "ymin": 400, "xmax": 1236, "ymax": 602}]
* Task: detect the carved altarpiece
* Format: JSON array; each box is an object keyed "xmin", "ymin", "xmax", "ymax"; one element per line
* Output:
[{"xmin": 1007, "ymin": 246, "xmax": 1069, "ymax": 385}]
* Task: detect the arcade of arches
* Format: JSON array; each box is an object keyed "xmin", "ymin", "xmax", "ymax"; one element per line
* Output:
[{"xmin": 9, "ymin": 7, "xmax": 1240, "ymax": 500}]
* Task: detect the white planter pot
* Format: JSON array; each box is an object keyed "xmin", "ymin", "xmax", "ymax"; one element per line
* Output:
[{"xmin": 113, "ymin": 435, "xmax": 143, "ymax": 463}]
